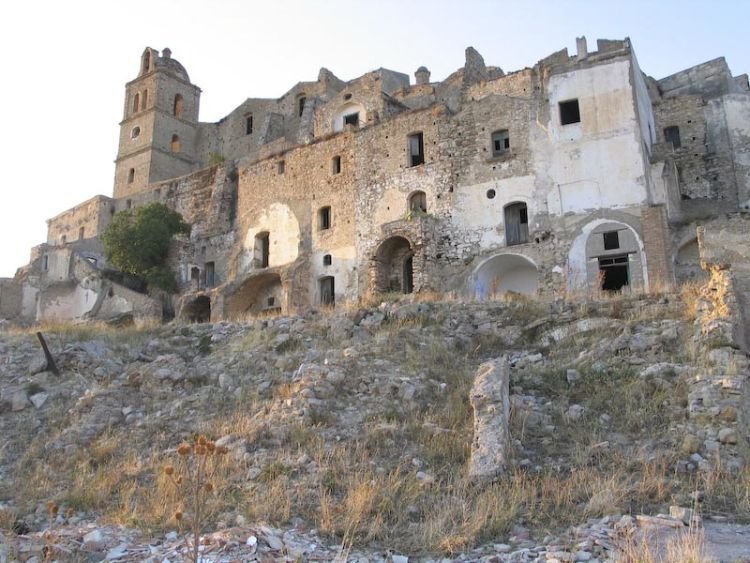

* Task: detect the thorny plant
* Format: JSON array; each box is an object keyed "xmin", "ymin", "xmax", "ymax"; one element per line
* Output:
[{"xmin": 164, "ymin": 435, "xmax": 229, "ymax": 563}]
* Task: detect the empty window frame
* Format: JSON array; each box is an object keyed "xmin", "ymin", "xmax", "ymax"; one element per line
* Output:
[
  {"xmin": 603, "ymin": 230, "xmax": 620, "ymax": 250},
  {"xmin": 277, "ymin": 160, "xmax": 285, "ymax": 174},
  {"xmin": 132, "ymin": 93, "xmax": 140, "ymax": 114},
  {"xmin": 204, "ymin": 261, "xmax": 215, "ymax": 287},
  {"xmin": 141, "ymin": 89, "xmax": 148, "ymax": 111},
  {"xmin": 131, "ymin": 126, "xmax": 141, "ymax": 140},
  {"xmin": 127, "ymin": 168, "xmax": 135, "ymax": 183},
  {"xmin": 491, "ymin": 129, "xmax": 510, "ymax": 156},
  {"xmin": 126, "ymin": 199, "xmax": 132, "ymax": 209},
  {"xmin": 171, "ymin": 134, "xmax": 181, "ymax": 153},
  {"xmin": 332, "ymin": 155, "xmax": 342, "ymax": 175},
  {"xmin": 173, "ymin": 94, "xmax": 184, "ymax": 118},
  {"xmin": 43, "ymin": 255, "xmax": 48, "ymax": 271},
  {"xmin": 318, "ymin": 206, "xmax": 331, "ymax": 230},
  {"xmin": 245, "ymin": 114, "xmax": 253, "ymax": 135},
  {"xmin": 664, "ymin": 126, "xmax": 681, "ymax": 149},
  {"xmin": 504, "ymin": 202, "xmax": 529, "ymax": 246},
  {"xmin": 323, "ymin": 254, "xmax": 332, "ymax": 266},
  {"xmin": 559, "ymin": 99, "xmax": 581, "ymax": 125},
  {"xmin": 408, "ymin": 132, "xmax": 425, "ymax": 167},
  {"xmin": 78, "ymin": 227, "xmax": 85, "ymax": 240},
  {"xmin": 255, "ymin": 232, "xmax": 270, "ymax": 268},
  {"xmin": 343, "ymin": 112, "xmax": 359, "ymax": 128},
  {"xmin": 298, "ymin": 95, "xmax": 306, "ymax": 117},
  {"xmin": 319, "ymin": 276, "xmax": 335, "ymax": 306},
  {"xmin": 598, "ymin": 255, "xmax": 630, "ymax": 291},
  {"xmin": 408, "ymin": 191, "xmax": 427, "ymax": 214}
]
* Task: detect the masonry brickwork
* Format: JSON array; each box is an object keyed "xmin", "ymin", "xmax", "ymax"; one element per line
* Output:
[{"xmin": 4, "ymin": 37, "xmax": 750, "ymax": 322}]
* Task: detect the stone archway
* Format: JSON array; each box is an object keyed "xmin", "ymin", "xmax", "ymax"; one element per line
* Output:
[
  {"xmin": 227, "ymin": 273, "xmax": 283, "ymax": 318},
  {"xmin": 568, "ymin": 219, "xmax": 648, "ymax": 293},
  {"xmin": 373, "ymin": 236, "xmax": 414, "ymax": 294},
  {"xmin": 471, "ymin": 254, "xmax": 538, "ymax": 299}
]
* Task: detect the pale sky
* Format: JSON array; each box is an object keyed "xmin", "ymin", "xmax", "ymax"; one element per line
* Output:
[{"xmin": 0, "ymin": 0, "xmax": 747, "ymax": 277}]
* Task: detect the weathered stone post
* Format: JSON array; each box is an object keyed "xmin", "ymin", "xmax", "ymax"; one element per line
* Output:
[{"xmin": 469, "ymin": 357, "xmax": 510, "ymax": 482}]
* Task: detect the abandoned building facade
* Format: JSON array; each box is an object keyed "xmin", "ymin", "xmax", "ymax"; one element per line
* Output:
[{"xmin": 1, "ymin": 37, "xmax": 749, "ymax": 322}]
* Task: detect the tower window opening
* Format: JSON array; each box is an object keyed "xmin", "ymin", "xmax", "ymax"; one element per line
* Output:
[
  {"xmin": 664, "ymin": 126, "xmax": 681, "ymax": 149},
  {"xmin": 332, "ymin": 155, "xmax": 341, "ymax": 175},
  {"xmin": 171, "ymin": 134, "xmax": 181, "ymax": 153},
  {"xmin": 409, "ymin": 191, "xmax": 427, "ymax": 214},
  {"xmin": 245, "ymin": 114, "xmax": 253, "ymax": 135},
  {"xmin": 323, "ymin": 254, "xmax": 332, "ymax": 266},
  {"xmin": 131, "ymin": 126, "xmax": 141, "ymax": 140},
  {"xmin": 408, "ymin": 132, "xmax": 425, "ymax": 167},
  {"xmin": 132, "ymin": 93, "xmax": 140, "ymax": 114},
  {"xmin": 298, "ymin": 95, "xmax": 306, "ymax": 117},
  {"xmin": 141, "ymin": 89, "xmax": 148, "ymax": 110},
  {"xmin": 173, "ymin": 94, "xmax": 184, "ymax": 118},
  {"xmin": 277, "ymin": 160, "xmax": 285, "ymax": 174},
  {"xmin": 127, "ymin": 168, "xmax": 135, "ymax": 183}
]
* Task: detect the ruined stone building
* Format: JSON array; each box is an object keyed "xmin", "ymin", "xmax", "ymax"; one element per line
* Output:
[{"xmin": 1, "ymin": 37, "xmax": 749, "ymax": 322}]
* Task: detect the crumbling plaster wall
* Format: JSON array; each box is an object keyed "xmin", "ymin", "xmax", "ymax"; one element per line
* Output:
[{"xmin": 236, "ymin": 131, "xmax": 359, "ymax": 305}]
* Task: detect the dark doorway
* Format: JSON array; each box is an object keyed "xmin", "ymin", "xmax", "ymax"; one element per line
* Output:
[
  {"xmin": 183, "ymin": 295, "xmax": 211, "ymax": 323},
  {"xmin": 320, "ymin": 276, "xmax": 335, "ymax": 305},
  {"xmin": 598, "ymin": 255, "xmax": 629, "ymax": 291},
  {"xmin": 403, "ymin": 256, "xmax": 414, "ymax": 293},
  {"xmin": 374, "ymin": 236, "xmax": 414, "ymax": 294}
]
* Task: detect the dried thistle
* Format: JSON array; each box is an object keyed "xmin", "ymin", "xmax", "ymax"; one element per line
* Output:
[
  {"xmin": 164, "ymin": 465, "xmax": 175, "ymax": 476},
  {"xmin": 177, "ymin": 444, "xmax": 192, "ymax": 456}
]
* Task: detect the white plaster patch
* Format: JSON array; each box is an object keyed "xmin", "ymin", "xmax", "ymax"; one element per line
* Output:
[{"xmin": 242, "ymin": 202, "xmax": 301, "ymax": 269}]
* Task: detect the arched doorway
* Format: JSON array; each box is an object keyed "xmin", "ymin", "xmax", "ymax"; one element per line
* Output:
[
  {"xmin": 374, "ymin": 236, "xmax": 414, "ymax": 294},
  {"xmin": 472, "ymin": 254, "xmax": 538, "ymax": 299},
  {"xmin": 227, "ymin": 273, "xmax": 283, "ymax": 318},
  {"xmin": 182, "ymin": 295, "xmax": 211, "ymax": 323},
  {"xmin": 568, "ymin": 219, "xmax": 648, "ymax": 294}
]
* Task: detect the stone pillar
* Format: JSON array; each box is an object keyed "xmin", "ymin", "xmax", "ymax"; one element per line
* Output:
[
  {"xmin": 641, "ymin": 205, "xmax": 673, "ymax": 291},
  {"xmin": 469, "ymin": 358, "xmax": 510, "ymax": 482}
]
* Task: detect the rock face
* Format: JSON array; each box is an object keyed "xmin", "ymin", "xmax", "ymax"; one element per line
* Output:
[{"xmin": 469, "ymin": 358, "xmax": 510, "ymax": 482}]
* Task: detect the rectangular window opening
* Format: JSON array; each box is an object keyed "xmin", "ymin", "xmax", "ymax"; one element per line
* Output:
[
  {"xmin": 664, "ymin": 126, "xmax": 681, "ymax": 149},
  {"xmin": 603, "ymin": 230, "xmax": 620, "ymax": 250},
  {"xmin": 323, "ymin": 254, "xmax": 332, "ymax": 266},
  {"xmin": 559, "ymin": 99, "xmax": 581, "ymax": 125},
  {"xmin": 319, "ymin": 206, "xmax": 331, "ymax": 230},
  {"xmin": 343, "ymin": 112, "xmax": 359, "ymax": 128},
  {"xmin": 246, "ymin": 115, "xmax": 253, "ymax": 135},
  {"xmin": 332, "ymin": 155, "xmax": 341, "ymax": 175},
  {"xmin": 491, "ymin": 129, "xmax": 510, "ymax": 157},
  {"xmin": 205, "ymin": 261, "xmax": 215, "ymax": 287},
  {"xmin": 408, "ymin": 132, "xmax": 425, "ymax": 167},
  {"xmin": 277, "ymin": 160, "xmax": 285, "ymax": 175}
]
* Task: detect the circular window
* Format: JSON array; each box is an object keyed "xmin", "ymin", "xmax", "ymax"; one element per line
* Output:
[
  {"xmin": 486, "ymin": 189, "xmax": 496, "ymax": 199},
  {"xmin": 131, "ymin": 126, "xmax": 141, "ymax": 139}
]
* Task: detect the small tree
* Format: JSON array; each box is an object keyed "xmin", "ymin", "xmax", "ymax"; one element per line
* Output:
[{"xmin": 102, "ymin": 203, "xmax": 190, "ymax": 292}]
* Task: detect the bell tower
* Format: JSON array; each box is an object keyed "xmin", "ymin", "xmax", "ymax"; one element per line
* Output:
[{"xmin": 113, "ymin": 47, "xmax": 201, "ymax": 199}]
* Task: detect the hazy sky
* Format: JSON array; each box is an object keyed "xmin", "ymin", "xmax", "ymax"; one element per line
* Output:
[{"xmin": 0, "ymin": 0, "xmax": 747, "ymax": 277}]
